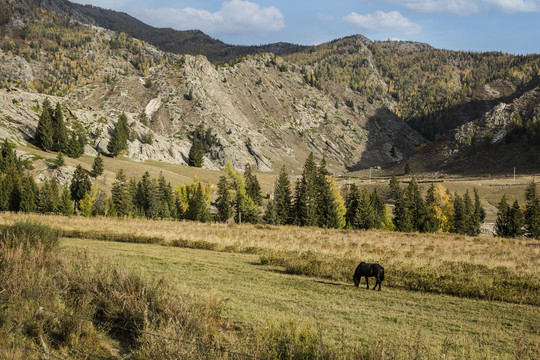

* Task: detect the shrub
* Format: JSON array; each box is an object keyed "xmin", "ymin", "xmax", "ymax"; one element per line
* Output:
[{"xmin": 0, "ymin": 220, "xmax": 59, "ymax": 251}]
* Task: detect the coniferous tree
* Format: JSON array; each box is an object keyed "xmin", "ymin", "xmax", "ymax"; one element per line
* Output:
[
  {"xmin": 345, "ymin": 184, "xmax": 361, "ymax": 228},
  {"xmin": 263, "ymin": 200, "xmax": 275, "ymax": 224},
  {"xmin": 135, "ymin": 171, "xmax": 152, "ymax": 216},
  {"xmin": 405, "ymin": 177, "xmax": 427, "ymax": 232},
  {"xmin": 111, "ymin": 169, "xmax": 133, "ymax": 217},
  {"xmin": 453, "ymin": 193, "xmax": 466, "ymax": 234},
  {"xmin": 35, "ymin": 99, "xmax": 54, "ymax": 151},
  {"xmin": 354, "ymin": 189, "xmax": 376, "ymax": 230},
  {"xmin": 508, "ymin": 200, "xmax": 524, "ymax": 237},
  {"xmin": 294, "ymin": 153, "xmax": 318, "ymax": 226},
  {"xmin": 58, "ymin": 184, "xmax": 73, "ymax": 216},
  {"xmin": 524, "ymin": 181, "xmax": 540, "ymax": 239},
  {"xmin": 107, "ymin": 113, "xmax": 129, "ymax": 157},
  {"xmin": 473, "ymin": 188, "xmax": 486, "ymax": 226},
  {"xmin": 157, "ymin": 172, "xmax": 175, "ymax": 219},
  {"xmin": 463, "ymin": 190, "xmax": 478, "ymax": 236},
  {"xmin": 70, "ymin": 164, "xmax": 91, "ymax": 211},
  {"xmin": 92, "ymin": 153, "xmax": 104, "ymax": 177},
  {"xmin": 216, "ymin": 175, "xmax": 232, "ymax": 222},
  {"xmin": 188, "ymin": 139, "xmax": 204, "ymax": 167},
  {"xmin": 52, "ymin": 102, "xmax": 67, "ymax": 152},
  {"xmin": 244, "ymin": 164, "xmax": 263, "ymax": 206},
  {"xmin": 495, "ymin": 195, "xmax": 511, "ymax": 237},
  {"xmin": 274, "ymin": 166, "xmax": 293, "ymax": 225},
  {"xmin": 315, "ymin": 160, "xmax": 345, "ymax": 229},
  {"xmin": 55, "ymin": 152, "xmax": 65, "ymax": 167},
  {"xmin": 19, "ymin": 175, "xmax": 37, "ymax": 213},
  {"xmin": 370, "ymin": 188, "xmax": 385, "ymax": 228}
]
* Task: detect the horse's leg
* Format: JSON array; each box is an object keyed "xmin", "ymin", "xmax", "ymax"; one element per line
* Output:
[
  {"xmin": 365, "ymin": 276, "xmax": 369, "ymax": 289},
  {"xmin": 372, "ymin": 279, "xmax": 378, "ymax": 290}
]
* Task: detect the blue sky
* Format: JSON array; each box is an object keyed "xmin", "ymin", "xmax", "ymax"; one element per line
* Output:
[{"xmin": 71, "ymin": 1, "xmax": 540, "ymax": 54}]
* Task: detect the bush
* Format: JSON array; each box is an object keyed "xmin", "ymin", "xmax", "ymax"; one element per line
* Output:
[{"xmin": 0, "ymin": 220, "xmax": 59, "ymax": 251}]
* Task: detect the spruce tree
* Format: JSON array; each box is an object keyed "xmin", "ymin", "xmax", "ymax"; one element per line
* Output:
[
  {"xmin": 345, "ymin": 184, "xmax": 361, "ymax": 228},
  {"xmin": 157, "ymin": 172, "xmax": 175, "ymax": 219},
  {"xmin": 111, "ymin": 169, "xmax": 133, "ymax": 217},
  {"xmin": 524, "ymin": 181, "xmax": 540, "ymax": 239},
  {"xmin": 274, "ymin": 166, "xmax": 293, "ymax": 225},
  {"xmin": 107, "ymin": 113, "xmax": 129, "ymax": 157},
  {"xmin": 70, "ymin": 164, "xmax": 91, "ymax": 211},
  {"xmin": 463, "ymin": 190, "xmax": 478, "ymax": 236},
  {"xmin": 453, "ymin": 194, "xmax": 466, "ymax": 234},
  {"xmin": 35, "ymin": 99, "xmax": 54, "ymax": 151},
  {"xmin": 355, "ymin": 189, "xmax": 376, "ymax": 230},
  {"xmin": 405, "ymin": 177, "xmax": 427, "ymax": 232},
  {"xmin": 508, "ymin": 200, "xmax": 524, "ymax": 237},
  {"xmin": 92, "ymin": 153, "xmax": 104, "ymax": 177},
  {"xmin": 225, "ymin": 162, "xmax": 260, "ymax": 224},
  {"xmin": 186, "ymin": 182, "xmax": 211, "ymax": 222},
  {"xmin": 495, "ymin": 195, "xmax": 511, "ymax": 237},
  {"xmin": 58, "ymin": 184, "xmax": 73, "ymax": 216},
  {"xmin": 263, "ymin": 200, "xmax": 275, "ymax": 225},
  {"xmin": 315, "ymin": 160, "xmax": 345, "ymax": 229},
  {"xmin": 293, "ymin": 153, "xmax": 318, "ymax": 226},
  {"xmin": 135, "ymin": 171, "xmax": 152, "ymax": 216},
  {"xmin": 370, "ymin": 188, "xmax": 385, "ymax": 228},
  {"xmin": 188, "ymin": 139, "xmax": 204, "ymax": 167},
  {"xmin": 244, "ymin": 164, "xmax": 263, "ymax": 206},
  {"xmin": 19, "ymin": 175, "xmax": 37, "ymax": 213},
  {"xmin": 52, "ymin": 102, "xmax": 67, "ymax": 152},
  {"xmin": 216, "ymin": 175, "xmax": 232, "ymax": 222}
]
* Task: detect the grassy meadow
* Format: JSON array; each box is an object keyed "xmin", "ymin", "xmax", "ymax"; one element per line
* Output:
[{"xmin": 1, "ymin": 212, "xmax": 539, "ymax": 358}]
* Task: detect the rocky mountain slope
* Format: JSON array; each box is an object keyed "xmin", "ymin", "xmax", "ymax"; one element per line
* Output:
[
  {"xmin": 0, "ymin": 4, "xmax": 424, "ymax": 172},
  {"xmin": 1, "ymin": 0, "xmax": 538, "ymax": 175}
]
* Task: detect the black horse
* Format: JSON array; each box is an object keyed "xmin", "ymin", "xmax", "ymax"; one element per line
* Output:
[{"xmin": 353, "ymin": 262, "xmax": 385, "ymax": 291}]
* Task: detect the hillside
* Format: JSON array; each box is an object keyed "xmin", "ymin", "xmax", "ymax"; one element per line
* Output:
[
  {"xmin": 0, "ymin": 2, "xmax": 424, "ymax": 173},
  {"xmin": 0, "ymin": 0, "xmax": 539, "ymax": 175}
]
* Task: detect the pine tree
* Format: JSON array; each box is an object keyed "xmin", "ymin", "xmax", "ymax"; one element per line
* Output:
[
  {"xmin": 111, "ymin": 169, "xmax": 133, "ymax": 217},
  {"xmin": 345, "ymin": 184, "xmax": 360, "ymax": 228},
  {"xmin": 495, "ymin": 195, "xmax": 511, "ymax": 237},
  {"xmin": 157, "ymin": 172, "xmax": 175, "ymax": 219},
  {"xmin": 453, "ymin": 194, "xmax": 466, "ymax": 234},
  {"xmin": 370, "ymin": 189, "xmax": 385, "ymax": 228},
  {"xmin": 70, "ymin": 164, "xmax": 91, "ymax": 211},
  {"xmin": 35, "ymin": 99, "xmax": 54, "ymax": 151},
  {"xmin": 244, "ymin": 164, "xmax": 263, "ymax": 206},
  {"xmin": 19, "ymin": 175, "xmax": 37, "ymax": 213},
  {"xmin": 508, "ymin": 200, "xmax": 524, "ymax": 237},
  {"xmin": 263, "ymin": 200, "xmax": 275, "ymax": 225},
  {"xmin": 58, "ymin": 184, "xmax": 73, "ymax": 216},
  {"xmin": 473, "ymin": 188, "xmax": 486, "ymax": 225},
  {"xmin": 135, "ymin": 171, "xmax": 152, "ymax": 216},
  {"xmin": 52, "ymin": 102, "xmax": 67, "ymax": 152},
  {"xmin": 188, "ymin": 139, "xmax": 204, "ymax": 167},
  {"xmin": 293, "ymin": 153, "xmax": 318, "ymax": 226},
  {"xmin": 524, "ymin": 181, "xmax": 540, "ymax": 239},
  {"xmin": 355, "ymin": 189, "xmax": 376, "ymax": 230},
  {"xmin": 107, "ymin": 113, "xmax": 129, "ymax": 157},
  {"xmin": 216, "ymin": 175, "xmax": 232, "ymax": 222},
  {"xmin": 53, "ymin": 152, "xmax": 64, "ymax": 167},
  {"xmin": 315, "ymin": 160, "xmax": 345, "ymax": 229},
  {"xmin": 274, "ymin": 166, "xmax": 293, "ymax": 225},
  {"xmin": 405, "ymin": 177, "xmax": 427, "ymax": 232},
  {"xmin": 92, "ymin": 153, "xmax": 104, "ymax": 177},
  {"xmin": 463, "ymin": 190, "xmax": 478, "ymax": 236}
]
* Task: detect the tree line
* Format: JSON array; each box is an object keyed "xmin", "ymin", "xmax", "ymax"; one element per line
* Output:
[{"xmin": 1, "ymin": 140, "xmax": 538, "ymax": 239}]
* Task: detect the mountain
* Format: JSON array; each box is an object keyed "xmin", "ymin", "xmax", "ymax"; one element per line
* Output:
[
  {"xmin": 0, "ymin": 0, "xmax": 538, "ymax": 175},
  {"xmin": 0, "ymin": 0, "xmax": 424, "ymax": 173}
]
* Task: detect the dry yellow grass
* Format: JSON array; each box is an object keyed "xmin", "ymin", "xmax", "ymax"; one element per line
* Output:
[{"xmin": 2, "ymin": 212, "xmax": 538, "ymax": 279}]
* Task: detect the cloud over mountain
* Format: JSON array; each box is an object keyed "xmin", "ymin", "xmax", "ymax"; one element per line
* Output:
[
  {"xmin": 131, "ymin": 0, "xmax": 285, "ymax": 37},
  {"xmin": 344, "ymin": 10, "xmax": 421, "ymax": 36}
]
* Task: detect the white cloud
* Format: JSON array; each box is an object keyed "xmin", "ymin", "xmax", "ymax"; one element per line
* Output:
[
  {"xmin": 343, "ymin": 11, "xmax": 421, "ymax": 36},
  {"xmin": 385, "ymin": 0, "xmax": 539, "ymax": 15},
  {"xmin": 131, "ymin": 0, "xmax": 285, "ymax": 37},
  {"xmin": 317, "ymin": 13, "xmax": 335, "ymax": 22}
]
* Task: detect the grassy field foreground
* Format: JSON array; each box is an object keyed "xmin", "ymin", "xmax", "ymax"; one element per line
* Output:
[{"xmin": 0, "ymin": 212, "xmax": 539, "ymax": 358}]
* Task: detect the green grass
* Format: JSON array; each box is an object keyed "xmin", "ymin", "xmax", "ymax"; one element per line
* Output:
[{"xmin": 62, "ymin": 237, "xmax": 540, "ymax": 359}]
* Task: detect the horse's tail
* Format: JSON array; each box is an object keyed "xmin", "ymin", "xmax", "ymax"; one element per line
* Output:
[{"xmin": 379, "ymin": 267, "xmax": 385, "ymax": 282}]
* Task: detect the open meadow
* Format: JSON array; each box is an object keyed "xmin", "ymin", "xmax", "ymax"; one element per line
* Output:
[{"xmin": 1, "ymin": 212, "xmax": 538, "ymax": 359}]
